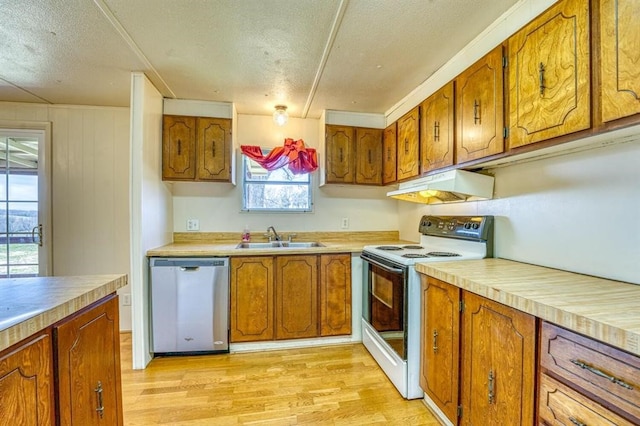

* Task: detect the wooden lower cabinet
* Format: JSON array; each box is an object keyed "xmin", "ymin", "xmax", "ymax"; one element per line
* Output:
[
  {"xmin": 230, "ymin": 257, "xmax": 275, "ymax": 342},
  {"xmin": 54, "ymin": 293, "xmax": 123, "ymax": 426},
  {"xmin": 0, "ymin": 330, "xmax": 55, "ymax": 426},
  {"xmin": 231, "ymin": 254, "xmax": 352, "ymax": 343}
]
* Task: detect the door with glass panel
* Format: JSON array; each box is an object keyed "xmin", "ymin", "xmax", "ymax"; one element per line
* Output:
[{"xmin": 0, "ymin": 130, "xmax": 50, "ymax": 277}]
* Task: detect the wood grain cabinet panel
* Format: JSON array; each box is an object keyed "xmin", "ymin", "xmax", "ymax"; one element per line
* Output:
[
  {"xmin": 196, "ymin": 117, "xmax": 232, "ymax": 181},
  {"xmin": 162, "ymin": 115, "xmax": 197, "ymax": 180},
  {"xmin": 55, "ymin": 294, "xmax": 123, "ymax": 426},
  {"xmin": 421, "ymin": 81, "xmax": 455, "ymax": 173},
  {"xmin": 382, "ymin": 123, "xmax": 397, "ymax": 184},
  {"xmin": 456, "ymin": 46, "xmax": 505, "ymax": 163},
  {"xmin": 230, "ymin": 257, "xmax": 274, "ymax": 342},
  {"xmin": 275, "ymin": 255, "xmax": 318, "ymax": 340},
  {"xmin": 419, "ymin": 276, "xmax": 460, "ymax": 424},
  {"xmin": 396, "ymin": 106, "xmax": 420, "ymax": 181},
  {"xmin": 319, "ymin": 254, "xmax": 351, "ymax": 337},
  {"xmin": 460, "ymin": 291, "xmax": 536, "ymax": 426},
  {"xmin": 508, "ymin": 0, "xmax": 590, "ymax": 148},
  {"xmin": 0, "ymin": 331, "xmax": 54, "ymax": 426},
  {"xmin": 325, "ymin": 125, "xmax": 356, "ymax": 184},
  {"xmin": 600, "ymin": 0, "xmax": 640, "ymax": 123},
  {"xmin": 355, "ymin": 128, "xmax": 383, "ymax": 185}
]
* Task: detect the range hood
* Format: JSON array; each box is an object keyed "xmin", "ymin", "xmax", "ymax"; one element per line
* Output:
[{"xmin": 387, "ymin": 169, "xmax": 494, "ymax": 204}]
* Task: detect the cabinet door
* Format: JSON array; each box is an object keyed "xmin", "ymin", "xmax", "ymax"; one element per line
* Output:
[
  {"xmin": 55, "ymin": 294, "xmax": 123, "ymax": 426},
  {"xmin": 355, "ymin": 128, "xmax": 383, "ymax": 185},
  {"xmin": 508, "ymin": 0, "xmax": 590, "ymax": 148},
  {"xmin": 325, "ymin": 125, "xmax": 355, "ymax": 183},
  {"xmin": 197, "ymin": 117, "xmax": 232, "ymax": 181},
  {"xmin": 600, "ymin": 0, "xmax": 640, "ymax": 123},
  {"xmin": 0, "ymin": 331, "xmax": 54, "ymax": 426},
  {"xmin": 382, "ymin": 123, "xmax": 397, "ymax": 184},
  {"xmin": 230, "ymin": 257, "xmax": 274, "ymax": 342},
  {"xmin": 162, "ymin": 115, "xmax": 197, "ymax": 180},
  {"xmin": 396, "ymin": 107, "xmax": 420, "ymax": 181},
  {"xmin": 460, "ymin": 292, "xmax": 535, "ymax": 426},
  {"xmin": 420, "ymin": 276, "xmax": 460, "ymax": 424},
  {"xmin": 275, "ymin": 255, "xmax": 318, "ymax": 339},
  {"xmin": 320, "ymin": 254, "xmax": 351, "ymax": 337},
  {"xmin": 421, "ymin": 81, "xmax": 455, "ymax": 173},
  {"xmin": 456, "ymin": 45, "xmax": 504, "ymax": 164}
]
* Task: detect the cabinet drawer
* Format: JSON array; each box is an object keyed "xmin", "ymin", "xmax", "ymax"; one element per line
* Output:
[
  {"xmin": 539, "ymin": 374, "xmax": 634, "ymax": 426},
  {"xmin": 540, "ymin": 322, "xmax": 640, "ymax": 423}
]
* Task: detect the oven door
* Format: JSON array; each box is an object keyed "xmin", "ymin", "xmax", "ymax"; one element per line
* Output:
[{"xmin": 361, "ymin": 252, "xmax": 408, "ymax": 360}]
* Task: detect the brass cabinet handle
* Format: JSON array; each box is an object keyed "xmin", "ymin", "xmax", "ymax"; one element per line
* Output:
[
  {"xmin": 94, "ymin": 381, "xmax": 105, "ymax": 419},
  {"xmin": 212, "ymin": 142, "xmax": 216, "ymax": 158},
  {"xmin": 432, "ymin": 330, "xmax": 438, "ymax": 353},
  {"xmin": 488, "ymin": 369, "xmax": 495, "ymax": 404},
  {"xmin": 568, "ymin": 417, "xmax": 586, "ymax": 426},
  {"xmin": 404, "ymin": 139, "xmax": 409, "ymax": 154},
  {"xmin": 339, "ymin": 147, "xmax": 343, "ymax": 163},
  {"xmin": 434, "ymin": 121, "xmax": 440, "ymax": 141},
  {"xmin": 386, "ymin": 148, "xmax": 391, "ymax": 161},
  {"xmin": 473, "ymin": 100, "xmax": 480, "ymax": 125},
  {"xmin": 570, "ymin": 359, "xmax": 634, "ymax": 390},
  {"xmin": 539, "ymin": 62, "xmax": 546, "ymax": 96},
  {"xmin": 368, "ymin": 149, "xmax": 372, "ymax": 164},
  {"xmin": 177, "ymin": 139, "xmax": 182, "ymax": 155}
]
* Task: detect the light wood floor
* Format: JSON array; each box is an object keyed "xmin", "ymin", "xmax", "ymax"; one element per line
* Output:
[{"xmin": 119, "ymin": 333, "xmax": 440, "ymax": 425}]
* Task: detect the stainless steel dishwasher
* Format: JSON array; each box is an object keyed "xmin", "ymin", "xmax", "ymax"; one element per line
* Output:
[{"xmin": 150, "ymin": 257, "xmax": 229, "ymax": 354}]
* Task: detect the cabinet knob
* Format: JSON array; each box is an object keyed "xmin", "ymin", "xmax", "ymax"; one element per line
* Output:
[
  {"xmin": 94, "ymin": 380, "xmax": 105, "ymax": 419},
  {"xmin": 432, "ymin": 329, "xmax": 438, "ymax": 353},
  {"xmin": 488, "ymin": 369, "xmax": 495, "ymax": 404},
  {"xmin": 539, "ymin": 62, "xmax": 546, "ymax": 97}
]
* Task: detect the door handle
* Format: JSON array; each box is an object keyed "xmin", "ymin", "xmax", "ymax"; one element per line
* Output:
[{"xmin": 31, "ymin": 224, "xmax": 43, "ymax": 247}]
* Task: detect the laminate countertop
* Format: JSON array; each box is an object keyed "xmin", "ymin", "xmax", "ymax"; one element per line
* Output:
[
  {"xmin": 0, "ymin": 274, "xmax": 128, "ymax": 352},
  {"xmin": 416, "ymin": 258, "xmax": 640, "ymax": 356}
]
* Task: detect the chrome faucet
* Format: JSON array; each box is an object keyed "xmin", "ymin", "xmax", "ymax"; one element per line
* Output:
[{"xmin": 266, "ymin": 226, "xmax": 281, "ymax": 242}]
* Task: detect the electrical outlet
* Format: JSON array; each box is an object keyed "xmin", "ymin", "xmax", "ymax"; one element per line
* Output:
[
  {"xmin": 122, "ymin": 294, "xmax": 131, "ymax": 306},
  {"xmin": 341, "ymin": 217, "xmax": 349, "ymax": 229},
  {"xmin": 186, "ymin": 219, "xmax": 200, "ymax": 231}
]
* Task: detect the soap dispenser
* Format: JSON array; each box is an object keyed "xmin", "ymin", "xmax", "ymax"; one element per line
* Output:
[{"xmin": 242, "ymin": 225, "xmax": 251, "ymax": 242}]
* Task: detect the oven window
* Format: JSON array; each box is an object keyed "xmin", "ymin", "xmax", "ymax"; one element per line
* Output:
[{"xmin": 369, "ymin": 264, "xmax": 406, "ymax": 358}]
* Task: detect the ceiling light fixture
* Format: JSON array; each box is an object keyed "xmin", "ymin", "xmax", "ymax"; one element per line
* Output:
[{"xmin": 273, "ymin": 105, "xmax": 289, "ymax": 126}]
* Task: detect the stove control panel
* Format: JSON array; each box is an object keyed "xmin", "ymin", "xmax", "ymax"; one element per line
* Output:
[{"xmin": 419, "ymin": 215, "xmax": 494, "ymax": 241}]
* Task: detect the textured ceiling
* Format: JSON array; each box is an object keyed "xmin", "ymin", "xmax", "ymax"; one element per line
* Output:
[{"xmin": 0, "ymin": 0, "xmax": 519, "ymax": 118}]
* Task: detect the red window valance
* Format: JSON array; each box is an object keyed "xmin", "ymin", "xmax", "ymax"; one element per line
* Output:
[{"xmin": 240, "ymin": 138, "xmax": 318, "ymax": 174}]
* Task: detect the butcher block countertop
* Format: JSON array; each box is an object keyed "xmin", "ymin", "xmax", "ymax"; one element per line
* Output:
[
  {"xmin": 416, "ymin": 258, "xmax": 640, "ymax": 356},
  {"xmin": 147, "ymin": 230, "xmax": 412, "ymax": 256},
  {"xmin": 0, "ymin": 274, "xmax": 128, "ymax": 352}
]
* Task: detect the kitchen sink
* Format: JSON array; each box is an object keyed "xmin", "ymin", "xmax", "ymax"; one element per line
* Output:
[{"xmin": 236, "ymin": 241, "xmax": 325, "ymax": 249}]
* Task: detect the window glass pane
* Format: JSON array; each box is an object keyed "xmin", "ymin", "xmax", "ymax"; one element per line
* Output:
[
  {"xmin": 9, "ymin": 264, "xmax": 38, "ymax": 277},
  {"xmin": 8, "ymin": 173, "xmax": 38, "ymax": 201},
  {"xmin": 0, "ymin": 266, "xmax": 7, "ymax": 277},
  {"xmin": 0, "ymin": 204, "xmax": 6, "ymax": 233},
  {"xmin": 8, "ymin": 239, "xmax": 38, "ymax": 266},
  {"xmin": 8, "ymin": 202, "xmax": 38, "ymax": 232},
  {"xmin": 0, "ymin": 173, "xmax": 6, "ymax": 201},
  {"xmin": 0, "ymin": 242, "xmax": 6, "ymax": 264}
]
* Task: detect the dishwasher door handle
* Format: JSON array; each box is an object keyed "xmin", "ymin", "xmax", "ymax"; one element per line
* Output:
[{"xmin": 180, "ymin": 266, "xmax": 200, "ymax": 271}]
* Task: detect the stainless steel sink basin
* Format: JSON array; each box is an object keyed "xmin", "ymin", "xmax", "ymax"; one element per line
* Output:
[{"xmin": 236, "ymin": 241, "xmax": 325, "ymax": 249}]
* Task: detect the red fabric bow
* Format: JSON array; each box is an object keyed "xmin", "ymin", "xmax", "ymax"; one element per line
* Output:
[{"xmin": 241, "ymin": 138, "xmax": 318, "ymax": 174}]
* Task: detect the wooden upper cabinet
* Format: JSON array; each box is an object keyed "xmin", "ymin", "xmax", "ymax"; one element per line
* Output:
[
  {"xmin": 421, "ymin": 81, "xmax": 455, "ymax": 173},
  {"xmin": 230, "ymin": 257, "xmax": 274, "ymax": 342},
  {"xmin": 460, "ymin": 291, "xmax": 536, "ymax": 426},
  {"xmin": 382, "ymin": 123, "xmax": 397, "ymax": 184},
  {"xmin": 55, "ymin": 294, "xmax": 123, "ymax": 426},
  {"xmin": 600, "ymin": 0, "xmax": 640, "ymax": 123},
  {"xmin": 325, "ymin": 125, "xmax": 355, "ymax": 184},
  {"xmin": 396, "ymin": 106, "xmax": 420, "ymax": 181},
  {"xmin": 0, "ymin": 331, "xmax": 54, "ymax": 426},
  {"xmin": 456, "ymin": 45, "xmax": 505, "ymax": 164},
  {"xmin": 275, "ymin": 255, "xmax": 318, "ymax": 340},
  {"xmin": 197, "ymin": 117, "xmax": 232, "ymax": 181},
  {"xmin": 162, "ymin": 115, "xmax": 197, "ymax": 180},
  {"xmin": 355, "ymin": 128, "xmax": 383, "ymax": 185},
  {"xmin": 508, "ymin": 0, "xmax": 590, "ymax": 148},
  {"xmin": 420, "ymin": 276, "xmax": 460, "ymax": 424},
  {"xmin": 319, "ymin": 254, "xmax": 352, "ymax": 337}
]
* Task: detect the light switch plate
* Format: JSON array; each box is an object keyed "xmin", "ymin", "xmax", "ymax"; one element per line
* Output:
[{"xmin": 187, "ymin": 219, "xmax": 200, "ymax": 231}]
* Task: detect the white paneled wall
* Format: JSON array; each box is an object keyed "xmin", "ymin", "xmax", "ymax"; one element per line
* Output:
[{"xmin": 0, "ymin": 102, "xmax": 131, "ymax": 326}]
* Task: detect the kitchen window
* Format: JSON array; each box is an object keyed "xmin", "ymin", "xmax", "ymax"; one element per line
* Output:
[{"xmin": 241, "ymin": 150, "xmax": 313, "ymax": 212}]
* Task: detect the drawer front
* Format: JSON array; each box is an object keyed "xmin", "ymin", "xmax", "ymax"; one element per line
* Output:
[
  {"xmin": 539, "ymin": 374, "xmax": 634, "ymax": 426},
  {"xmin": 540, "ymin": 322, "xmax": 640, "ymax": 422}
]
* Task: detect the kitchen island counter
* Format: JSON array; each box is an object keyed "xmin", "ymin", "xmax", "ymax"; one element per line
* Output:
[
  {"xmin": 0, "ymin": 274, "xmax": 128, "ymax": 352},
  {"xmin": 416, "ymin": 258, "xmax": 639, "ymax": 356}
]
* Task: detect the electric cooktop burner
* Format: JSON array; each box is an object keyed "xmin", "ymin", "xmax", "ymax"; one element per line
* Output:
[
  {"xmin": 402, "ymin": 253, "xmax": 431, "ymax": 258},
  {"xmin": 377, "ymin": 246, "xmax": 403, "ymax": 250},
  {"xmin": 426, "ymin": 251, "xmax": 461, "ymax": 257},
  {"xmin": 402, "ymin": 245, "xmax": 424, "ymax": 250}
]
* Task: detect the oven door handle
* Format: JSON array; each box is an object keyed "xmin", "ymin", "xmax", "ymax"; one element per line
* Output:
[{"xmin": 360, "ymin": 253, "xmax": 405, "ymax": 274}]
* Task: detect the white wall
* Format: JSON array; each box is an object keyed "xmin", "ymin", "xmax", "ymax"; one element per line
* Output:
[
  {"xmin": 0, "ymin": 102, "xmax": 132, "ymax": 326},
  {"xmin": 397, "ymin": 139, "xmax": 640, "ymax": 284},
  {"xmin": 130, "ymin": 73, "xmax": 173, "ymax": 368},
  {"xmin": 171, "ymin": 114, "xmax": 399, "ymax": 235}
]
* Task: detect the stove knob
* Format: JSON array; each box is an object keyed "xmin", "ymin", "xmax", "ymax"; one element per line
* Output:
[
  {"xmin": 464, "ymin": 222, "xmax": 471, "ymax": 229},
  {"xmin": 472, "ymin": 223, "xmax": 480, "ymax": 229}
]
